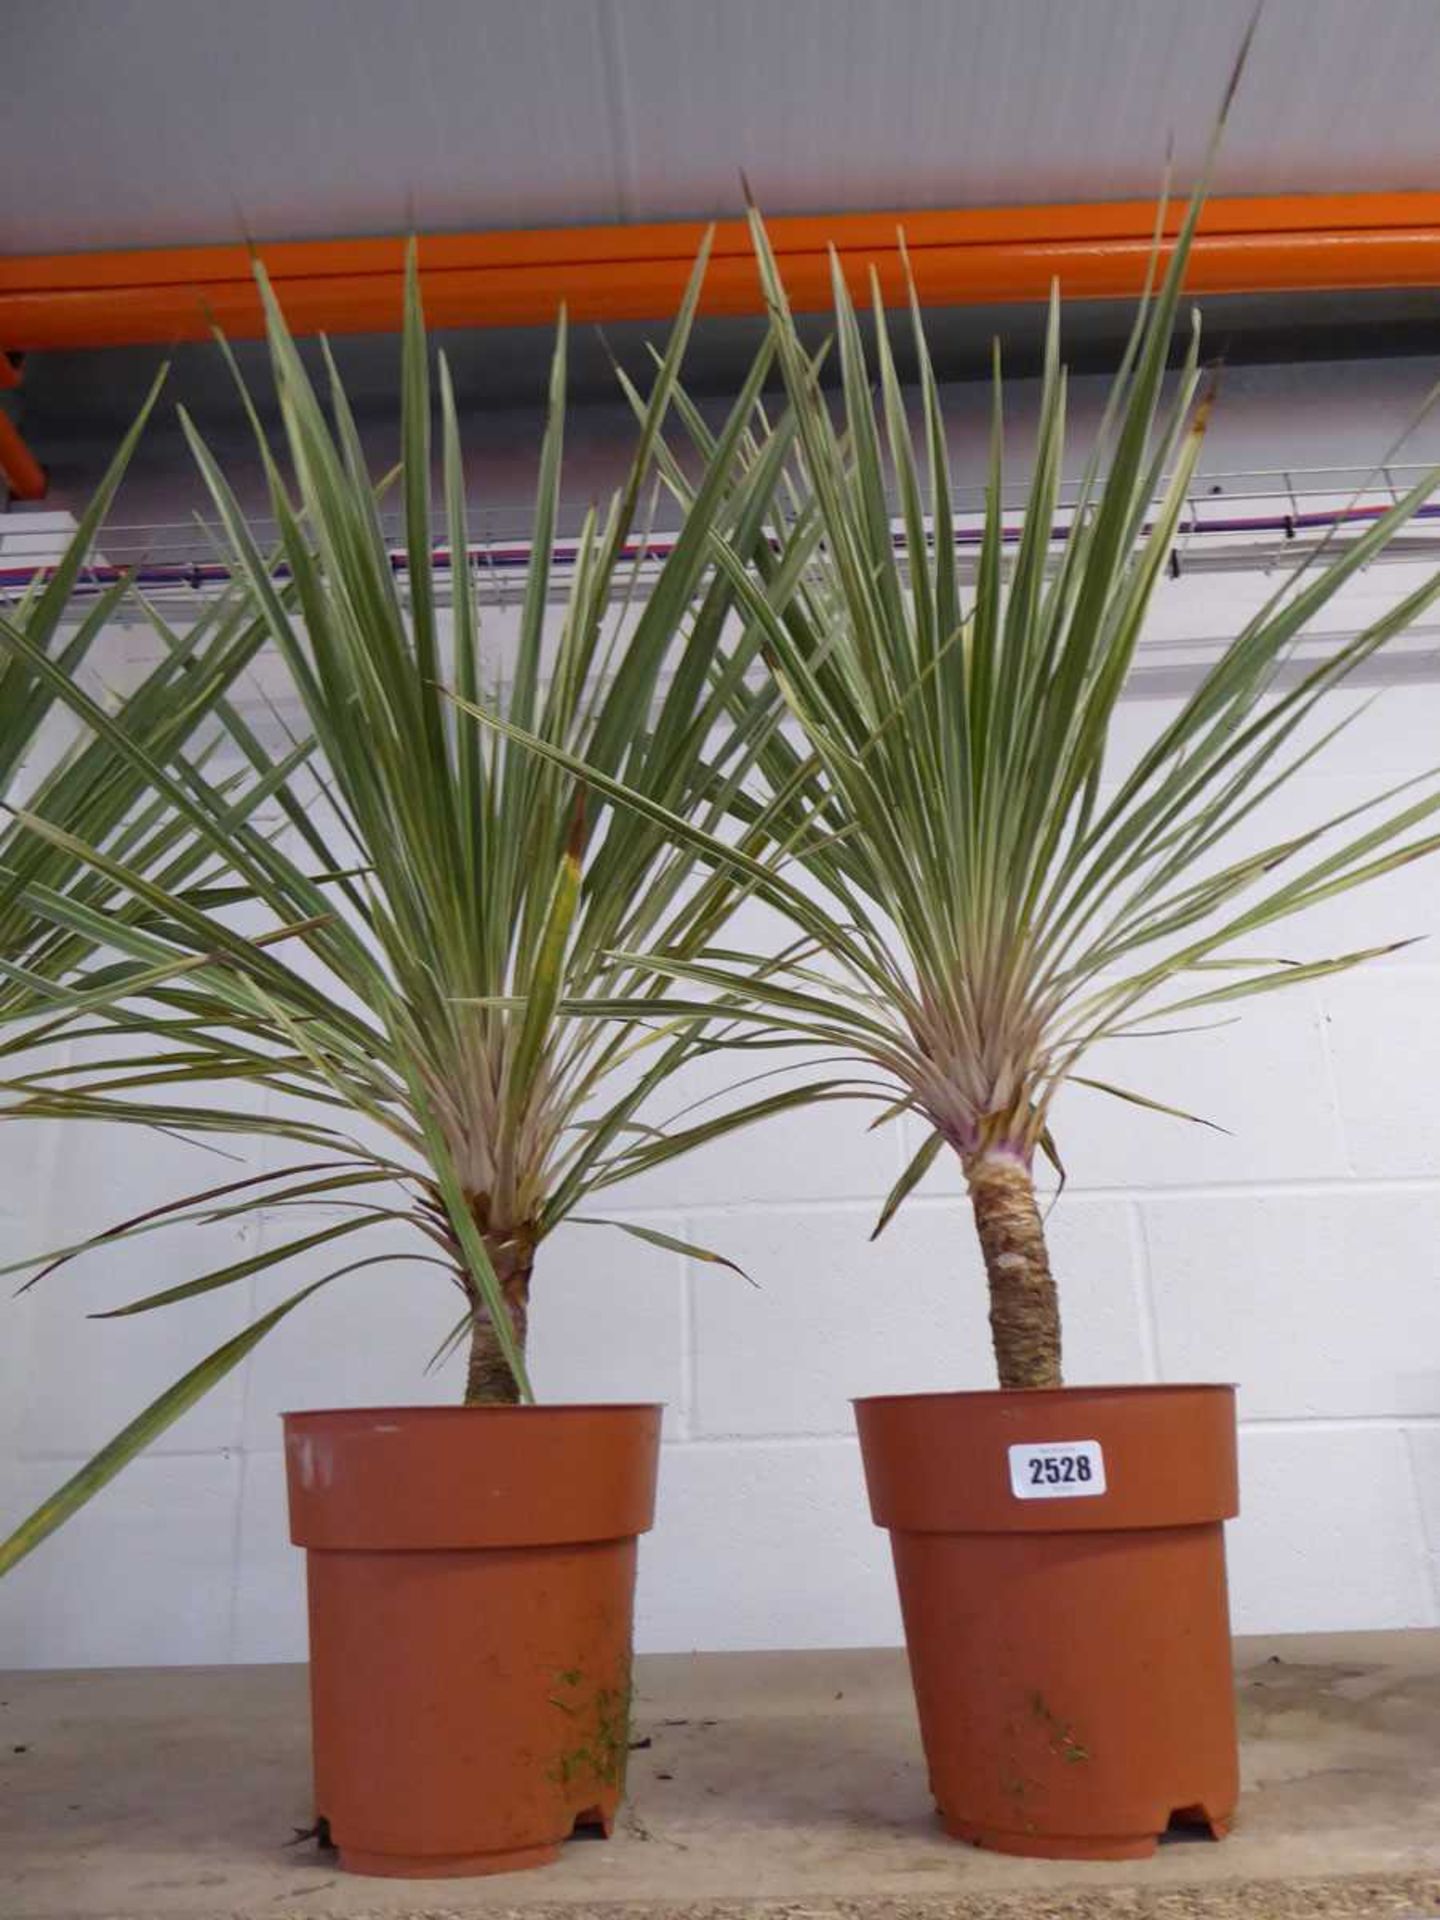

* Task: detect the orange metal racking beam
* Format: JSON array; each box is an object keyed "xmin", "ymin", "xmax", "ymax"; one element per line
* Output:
[{"xmin": 3, "ymin": 192, "xmax": 1440, "ymax": 353}]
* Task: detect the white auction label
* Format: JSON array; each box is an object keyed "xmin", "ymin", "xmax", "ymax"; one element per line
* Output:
[{"xmin": 1008, "ymin": 1438, "xmax": 1107, "ymax": 1500}]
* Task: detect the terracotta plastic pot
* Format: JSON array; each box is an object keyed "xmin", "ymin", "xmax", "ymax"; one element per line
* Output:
[
  {"xmin": 854, "ymin": 1384, "xmax": 1239, "ymax": 1860},
  {"xmin": 283, "ymin": 1403, "xmax": 661, "ymax": 1878}
]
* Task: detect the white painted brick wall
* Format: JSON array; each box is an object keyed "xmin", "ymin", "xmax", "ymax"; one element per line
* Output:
[{"xmin": 6, "ymin": 667, "xmax": 1440, "ymax": 1666}]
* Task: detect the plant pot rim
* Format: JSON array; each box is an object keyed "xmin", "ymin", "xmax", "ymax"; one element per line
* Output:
[
  {"xmin": 285, "ymin": 1401, "xmax": 663, "ymax": 1550},
  {"xmin": 855, "ymin": 1382, "xmax": 1239, "ymax": 1533},
  {"xmin": 852, "ymin": 1382, "xmax": 1234, "ymax": 1409},
  {"xmin": 283, "ymin": 1400, "xmax": 664, "ymax": 1421}
]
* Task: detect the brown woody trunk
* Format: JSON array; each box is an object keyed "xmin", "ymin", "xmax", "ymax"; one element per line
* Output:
[
  {"xmin": 963, "ymin": 1151, "xmax": 1062, "ymax": 1390},
  {"xmin": 463, "ymin": 1233, "xmax": 534, "ymax": 1406}
]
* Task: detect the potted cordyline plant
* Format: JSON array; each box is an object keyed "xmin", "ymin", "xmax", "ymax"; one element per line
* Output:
[
  {"xmin": 0, "ymin": 250, "xmax": 805, "ymax": 1877},
  {"xmin": 497, "ymin": 188, "xmax": 1440, "ymax": 1854}
]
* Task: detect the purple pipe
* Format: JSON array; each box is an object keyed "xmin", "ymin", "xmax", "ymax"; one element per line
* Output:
[{"xmin": 3, "ymin": 498, "xmax": 1439, "ymax": 598}]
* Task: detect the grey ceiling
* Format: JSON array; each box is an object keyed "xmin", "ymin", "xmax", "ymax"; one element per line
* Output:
[{"xmin": 8, "ymin": 0, "xmax": 1440, "ymax": 256}]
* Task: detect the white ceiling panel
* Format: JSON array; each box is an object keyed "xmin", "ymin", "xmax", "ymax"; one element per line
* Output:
[
  {"xmin": 6, "ymin": 0, "xmax": 1440, "ymax": 255},
  {"xmin": 611, "ymin": 0, "xmax": 1440, "ymax": 216},
  {"xmin": 6, "ymin": 0, "xmax": 625, "ymax": 250}
]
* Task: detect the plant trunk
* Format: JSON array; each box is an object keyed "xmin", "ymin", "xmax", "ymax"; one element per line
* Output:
[
  {"xmin": 963, "ymin": 1151, "xmax": 1062, "ymax": 1390},
  {"xmin": 463, "ymin": 1233, "xmax": 534, "ymax": 1406}
]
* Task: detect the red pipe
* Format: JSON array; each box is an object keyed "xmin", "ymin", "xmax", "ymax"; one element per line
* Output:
[{"xmin": 0, "ymin": 410, "xmax": 46, "ymax": 502}]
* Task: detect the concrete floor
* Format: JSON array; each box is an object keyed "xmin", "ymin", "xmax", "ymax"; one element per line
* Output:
[{"xmin": 2, "ymin": 1633, "xmax": 1438, "ymax": 1919}]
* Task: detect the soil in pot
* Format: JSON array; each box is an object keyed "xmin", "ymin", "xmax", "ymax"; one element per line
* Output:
[
  {"xmin": 855, "ymin": 1383, "xmax": 1239, "ymax": 1860},
  {"xmin": 284, "ymin": 1402, "xmax": 661, "ymax": 1878}
]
